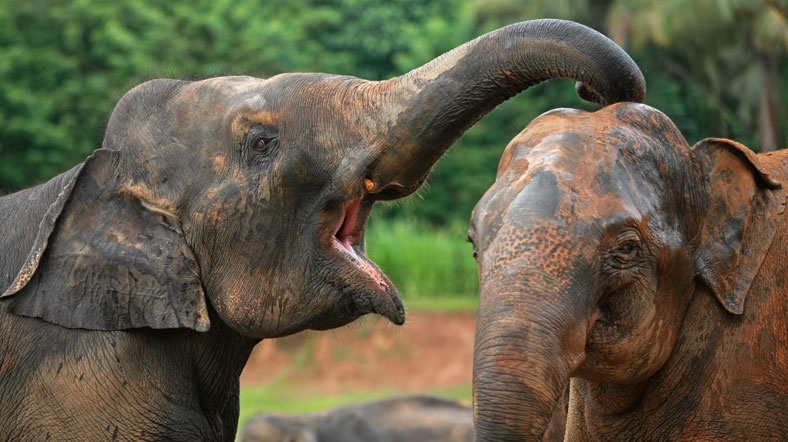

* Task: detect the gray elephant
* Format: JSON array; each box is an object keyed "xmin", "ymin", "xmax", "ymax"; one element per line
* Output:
[
  {"xmin": 0, "ymin": 20, "xmax": 645, "ymax": 441},
  {"xmin": 469, "ymin": 102, "xmax": 788, "ymax": 441},
  {"xmin": 239, "ymin": 395, "xmax": 474, "ymax": 442}
]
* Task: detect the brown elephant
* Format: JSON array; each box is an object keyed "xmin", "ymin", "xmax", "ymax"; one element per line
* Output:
[
  {"xmin": 0, "ymin": 20, "xmax": 644, "ymax": 441},
  {"xmin": 469, "ymin": 102, "xmax": 788, "ymax": 441}
]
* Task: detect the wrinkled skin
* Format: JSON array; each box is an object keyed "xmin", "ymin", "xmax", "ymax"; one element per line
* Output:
[
  {"xmin": 470, "ymin": 102, "xmax": 788, "ymax": 441},
  {"xmin": 239, "ymin": 395, "xmax": 474, "ymax": 442},
  {"xmin": 0, "ymin": 20, "xmax": 644, "ymax": 441}
]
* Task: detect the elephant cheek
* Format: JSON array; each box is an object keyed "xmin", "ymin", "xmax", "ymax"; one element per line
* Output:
[
  {"xmin": 580, "ymin": 298, "xmax": 683, "ymax": 383},
  {"xmin": 209, "ymin": 289, "xmax": 259, "ymax": 335},
  {"xmin": 207, "ymin": 281, "xmax": 298, "ymax": 338}
]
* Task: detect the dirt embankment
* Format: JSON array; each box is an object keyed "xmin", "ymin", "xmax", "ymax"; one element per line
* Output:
[{"xmin": 240, "ymin": 310, "xmax": 477, "ymax": 395}]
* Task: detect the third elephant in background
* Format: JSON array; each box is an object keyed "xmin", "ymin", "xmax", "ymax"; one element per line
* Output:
[{"xmin": 240, "ymin": 395, "xmax": 474, "ymax": 442}]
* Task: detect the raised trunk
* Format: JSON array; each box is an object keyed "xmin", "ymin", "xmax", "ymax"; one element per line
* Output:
[{"xmin": 367, "ymin": 19, "xmax": 646, "ymax": 198}]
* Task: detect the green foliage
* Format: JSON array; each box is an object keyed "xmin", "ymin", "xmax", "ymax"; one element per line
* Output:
[
  {"xmin": 365, "ymin": 217, "xmax": 478, "ymax": 299},
  {"xmin": 290, "ymin": 0, "xmax": 474, "ymax": 79},
  {"xmin": 606, "ymin": 0, "xmax": 788, "ymax": 150},
  {"xmin": 238, "ymin": 386, "xmax": 399, "ymax": 426}
]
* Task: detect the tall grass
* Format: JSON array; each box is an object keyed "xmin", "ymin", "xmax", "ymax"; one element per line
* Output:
[{"xmin": 365, "ymin": 217, "xmax": 478, "ymax": 300}]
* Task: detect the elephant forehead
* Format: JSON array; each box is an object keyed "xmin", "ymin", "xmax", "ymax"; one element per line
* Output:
[
  {"xmin": 173, "ymin": 76, "xmax": 258, "ymax": 109},
  {"xmin": 505, "ymin": 118, "xmax": 667, "ymax": 212},
  {"xmin": 483, "ymin": 171, "xmax": 588, "ymax": 249},
  {"xmin": 524, "ymin": 132, "xmax": 596, "ymax": 172},
  {"xmin": 192, "ymin": 75, "xmax": 264, "ymax": 94},
  {"xmin": 499, "ymin": 116, "xmax": 619, "ymax": 185},
  {"xmin": 502, "ymin": 139, "xmax": 624, "ymax": 211},
  {"xmin": 178, "ymin": 77, "xmax": 285, "ymax": 123},
  {"xmin": 480, "ymin": 155, "xmax": 595, "ymax": 234},
  {"xmin": 478, "ymin": 141, "xmax": 649, "ymax": 261}
]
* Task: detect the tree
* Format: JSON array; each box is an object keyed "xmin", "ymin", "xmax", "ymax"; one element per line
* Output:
[
  {"xmin": 609, "ymin": 0, "xmax": 788, "ymax": 150},
  {"xmin": 474, "ymin": 0, "xmax": 788, "ymax": 151}
]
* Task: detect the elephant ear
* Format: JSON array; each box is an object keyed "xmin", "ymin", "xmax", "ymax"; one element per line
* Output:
[
  {"xmin": 0, "ymin": 148, "xmax": 211, "ymax": 331},
  {"xmin": 693, "ymin": 138, "xmax": 786, "ymax": 315}
]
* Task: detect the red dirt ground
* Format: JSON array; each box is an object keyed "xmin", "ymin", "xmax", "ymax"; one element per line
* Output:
[{"xmin": 240, "ymin": 310, "xmax": 477, "ymax": 395}]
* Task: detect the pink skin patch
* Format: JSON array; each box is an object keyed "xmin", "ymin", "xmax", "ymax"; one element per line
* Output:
[{"xmin": 333, "ymin": 198, "xmax": 389, "ymax": 290}]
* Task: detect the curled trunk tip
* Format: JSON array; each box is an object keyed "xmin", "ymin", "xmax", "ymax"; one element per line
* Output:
[{"xmin": 368, "ymin": 18, "xmax": 646, "ymax": 198}]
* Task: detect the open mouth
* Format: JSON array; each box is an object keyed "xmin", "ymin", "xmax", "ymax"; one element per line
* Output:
[
  {"xmin": 331, "ymin": 198, "xmax": 385, "ymax": 291},
  {"xmin": 329, "ymin": 197, "xmax": 405, "ymax": 325},
  {"xmin": 333, "ymin": 198, "xmax": 362, "ymax": 257}
]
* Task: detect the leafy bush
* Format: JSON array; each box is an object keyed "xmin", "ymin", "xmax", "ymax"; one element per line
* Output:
[{"xmin": 365, "ymin": 216, "xmax": 478, "ymax": 299}]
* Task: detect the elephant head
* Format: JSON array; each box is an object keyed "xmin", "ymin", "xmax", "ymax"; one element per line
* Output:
[
  {"xmin": 1, "ymin": 20, "xmax": 645, "ymax": 339},
  {"xmin": 470, "ymin": 102, "xmax": 786, "ymax": 441}
]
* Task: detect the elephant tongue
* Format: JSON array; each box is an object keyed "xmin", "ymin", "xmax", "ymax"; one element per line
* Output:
[{"xmin": 335, "ymin": 199, "xmax": 405, "ymax": 325}]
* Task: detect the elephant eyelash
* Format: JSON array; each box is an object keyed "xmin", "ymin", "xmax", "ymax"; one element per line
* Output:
[
  {"xmin": 611, "ymin": 241, "xmax": 638, "ymax": 256},
  {"xmin": 605, "ymin": 240, "xmax": 641, "ymax": 269},
  {"xmin": 602, "ymin": 228, "xmax": 644, "ymax": 269}
]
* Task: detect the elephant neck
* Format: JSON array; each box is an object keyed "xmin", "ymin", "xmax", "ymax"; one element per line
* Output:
[
  {"xmin": 566, "ymin": 292, "xmax": 704, "ymax": 441},
  {"xmin": 568, "ymin": 371, "xmax": 713, "ymax": 441},
  {"xmin": 578, "ymin": 378, "xmax": 648, "ymax": 414},
  {"xmin": 190, "ymin": 305, "xmax": 261, "ymax": 413},
  {"xmin": 566, "ymin": 378, "xmax": 651, "ymax": 441}
]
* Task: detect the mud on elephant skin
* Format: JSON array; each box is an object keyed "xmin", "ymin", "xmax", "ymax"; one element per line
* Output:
[
  {"xmin": 0, "ymin": 19, "xmax": 644, "ymax": 442},
  {"xmin": 239, "ymin": 394, "xmax": 474, "ymax": 442},
  {"xmin": 469, "ymin": 102, "xmax": 788, "ymax": 441}
]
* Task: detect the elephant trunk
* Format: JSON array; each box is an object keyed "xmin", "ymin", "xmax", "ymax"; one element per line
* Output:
[
  {"xmin": 472, "ymin": 287, "xmax": 587, "ymax": 441},
  {"xmin": 367, "ymin": 19, "xmax": 645, "ymax": 198}
]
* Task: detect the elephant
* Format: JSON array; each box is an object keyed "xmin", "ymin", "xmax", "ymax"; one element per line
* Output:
[
  {"xmin": 0, "ymin": 19, "xmax": 645, "ymax": 441},
  {"xmin": 238, "ymin": 394, "xmax": 474, "ymax": 442},
  {"xmin": 469, "ymin": 101, "xmax": 788, "ymax": 441}
]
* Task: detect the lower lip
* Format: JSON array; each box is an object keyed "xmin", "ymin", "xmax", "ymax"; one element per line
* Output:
[
  {"xmin": 332, "ymin": 238, "xmax": 389, "ymax": 291},
  {"xmin": 334, "ymin": 236, "xmax": 357, "ymax": 257}
]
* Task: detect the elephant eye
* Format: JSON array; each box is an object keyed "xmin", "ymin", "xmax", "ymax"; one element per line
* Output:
[
  {"xmin": 612, "ymin": 241, "xmax": 637, "ymax": 257},
  {"xmin": 606, "ymin": 231, "xmax": 642, "ymax": 269},
  {"xmin": 253, "ymin": 135, "xmax": 279, "ymax": 153}
]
